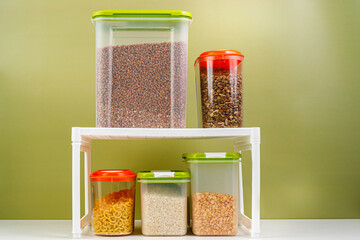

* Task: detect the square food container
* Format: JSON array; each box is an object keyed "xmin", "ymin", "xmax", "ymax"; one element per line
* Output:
[
  {"xmin": 137, "ymin": 170, "xmax": 190, "ymax": 236},
  {"xmin": 92, "ymin": 10, "xmax": 192, "ymax": 128},
  {"xmin": 184, "ymin": 152, "xmax": 241, "ymax": 236}
]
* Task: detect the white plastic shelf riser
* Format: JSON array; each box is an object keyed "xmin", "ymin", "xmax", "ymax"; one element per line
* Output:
[{"xmin": 71, "ymin": 127, "xmax": 260, "ymax": 238}]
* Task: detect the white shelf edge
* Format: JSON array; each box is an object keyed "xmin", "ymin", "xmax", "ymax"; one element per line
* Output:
[{"xmin": 71, "ymin": 127, "xmax": 261, "ymax": 142}]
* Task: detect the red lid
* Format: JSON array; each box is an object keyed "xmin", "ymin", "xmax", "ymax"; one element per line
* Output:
[
  {"xmin": 195, "ymin": 50, "xmax": 244, "ymax": 69},
  {"xmin": 90, "ymin": 169, "xmax": 136, "ymax": 182}
]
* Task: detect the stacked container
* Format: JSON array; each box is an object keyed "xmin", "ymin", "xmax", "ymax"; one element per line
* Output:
[
  {"xmin": 137, "ymin": 170, "xmax": 190, "ymax": 236},
  {"xmin": 92, "ymin": 11, "xmax": 192, "ymax": 128},
  {"xmin": 90, "ymin": 170, "xmax": 136, "ymax": 236},
  {"xmin": 195, "ymin": 50, "xmax": 244, "ymax": 128},
  {"xmin": 89, "ymin": 10, "xmax": 246, "ymax": 238},
  {"xmin": 184, "ymin": 152, "xmax": 241, "ymax": 236}
]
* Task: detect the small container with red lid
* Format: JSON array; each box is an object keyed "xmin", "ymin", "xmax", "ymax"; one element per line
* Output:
[
  {"xmin": 90, "ymin": 169, "xmax": 136, "ymax": 235},
  {"xmin": 195, "ymin": 50, "xmax": 244, "ymax": 128}
]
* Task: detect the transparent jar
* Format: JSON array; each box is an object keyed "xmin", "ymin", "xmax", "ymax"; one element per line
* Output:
[
  {"xmin": 137, "ymin": 170, "xmax": 190, "ymax": 236},
  {"xmin": 90, "ymin": 169, "xmax": 136, "ymax": 236},
  {"xmin": 184, "ymin": 152, "xmax": 240, "ymax": 236},
  {"xmin": 195, "ymin": 50, "xmax": 244, "ymax": 128},
  {"xmin": 92, "ymin": 10, "xmax": 192, "ymax": 128}
]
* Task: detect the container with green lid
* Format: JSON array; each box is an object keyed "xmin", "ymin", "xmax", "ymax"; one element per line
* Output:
[
  {"xmin": 183, "ymin": 152, "xmax": 241, "ymax": 163},
  {"xmin": 184, "ymin": 153, "xmax": 240, "ymax": 236},
  {"xmin": 137, "ymin": 170, "xmax": 190, "ymax": 236},
  {"xmin": 92, "ymin": 10, "xmax": 192, "ymax": 128},
  {"xmin": 137, "ymin": 170, "xmax": 190, "ymax": 183}
]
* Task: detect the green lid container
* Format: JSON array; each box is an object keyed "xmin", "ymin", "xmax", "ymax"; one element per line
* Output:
[
  {"xmin": 137, "ymin": 170, "xmax": 190, "ymax": 183},
  {"xmin": 183, "ymin": 152, "xmax": 241, "ymax": 164},
  {"xmin": 92, "ymin": 10, "xmax": 193, "ymax": 21}
]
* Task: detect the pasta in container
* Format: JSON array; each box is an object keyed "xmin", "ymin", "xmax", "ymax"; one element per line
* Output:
[{"xmin": 90, "ymin": 169, "xmax": 136, "ymax": 235}]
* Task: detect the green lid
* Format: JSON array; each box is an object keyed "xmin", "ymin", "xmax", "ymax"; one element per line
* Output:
[
  {"xmin": 137, "ymin": 170, "xmax": 190, "ymax": 180},
  {"xmin": 92, "ymin": 10, "xmax": 192, "ymax": 20},
  {"xmin": 183, "ymin": 152, "xmax": 241, "ymax": 163}
]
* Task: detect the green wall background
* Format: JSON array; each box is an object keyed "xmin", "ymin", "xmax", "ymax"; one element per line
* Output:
[{"xmin": 0, "ymin": 0, "xmax": 359, "ymax": 220}]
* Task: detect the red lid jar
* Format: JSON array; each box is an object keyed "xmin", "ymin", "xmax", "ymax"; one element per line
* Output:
[
  {"xmin": 90, "ymin": 169, "xmax": 136, "ymax": 182},
  {"xmin": 195, "ymin": 50, "xmax": 244, "ymax": 128},
  {"xmin": 195, "ymin": 50, "xmax": 244, "ymax": 69},
  {"xmin": 90, "ymin": 169, "xmax": 136, "ymax": 236}
]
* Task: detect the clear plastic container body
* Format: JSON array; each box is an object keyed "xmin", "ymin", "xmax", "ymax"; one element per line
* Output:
[
  {"xmin": 92, "ymin": 11, "xmax": 192, "ymax": 128},
  {"xmin": 195, "ymin": 50, "xmax": 244, "ymax": 128},
  {"xmin": 185, "ymin": 153, "xmax": 240, "ymax": 236},
  {"xmin": 90, "ymin": 170, "xmax": 136, "ymax": 236},
  {"xmin": 138, "ymin": 179, "xmax": 189, "ymax": 236}
]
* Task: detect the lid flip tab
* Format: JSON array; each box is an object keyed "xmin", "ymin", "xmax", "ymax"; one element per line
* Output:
[{"xmin": 151, "ymin": 170, "xmax": 176, "ymax": 178}]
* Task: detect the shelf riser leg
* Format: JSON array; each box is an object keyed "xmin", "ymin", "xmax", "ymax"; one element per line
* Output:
[
  {"xmin": 251, "ymin": 142, "xmax": 260, "ymax": 234},
  {"xmin": 72, "ymin": 142, "xmax": 81, "ymax": 237},
  {"xmin": 84, "ymin": 149, "xmax": 91, "ymax": 218},
  {"xmin": 239, "ymin": 160, "xmax": 244, "ymax": 215}
]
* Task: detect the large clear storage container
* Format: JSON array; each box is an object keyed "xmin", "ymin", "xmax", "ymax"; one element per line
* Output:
[
  {"xmin": 184, "ymin": 152, "xmax": 241, "ymax": 236},
  {"xmin": 137, "ymin": 170, "xmax": 190, "ymax": 236},
  {"xmin": 195, "ymin": 50, "xmax": 244, "ymax": 128},
  {"xmin": 92, "ymin": 10, "xmax": 192, "ymax": 128},
  {"xmin": 90, "ymin": 169, "xmax": 136, "ymax": 236}
]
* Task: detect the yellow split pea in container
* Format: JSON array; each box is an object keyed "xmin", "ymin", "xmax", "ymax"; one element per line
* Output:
[{"xmin": 184, "ymin": 152, "xmax": 241, "ymax": 236}]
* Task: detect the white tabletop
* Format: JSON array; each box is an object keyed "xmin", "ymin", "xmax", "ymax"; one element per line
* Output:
[{"xmin": 0, "ymin": 219, "xmax": 359, "ymax": 240}]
